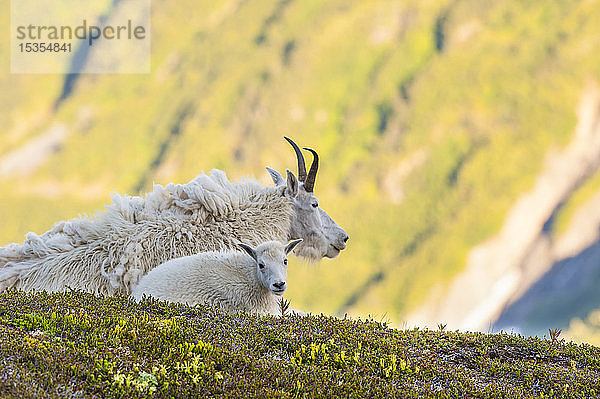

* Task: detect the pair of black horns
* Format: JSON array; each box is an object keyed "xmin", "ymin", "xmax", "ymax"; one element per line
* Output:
[{"xmin": 284, "ymin": 136, "xmax": 319, "ymax": 192}]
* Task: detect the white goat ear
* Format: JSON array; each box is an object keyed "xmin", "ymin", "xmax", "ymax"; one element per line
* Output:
[
  {"xmin": 285, "ymin": 169, "xmax": 299, "ymax": 197},
  {"xmin": 237, "ymin": 243, "xmax": 257, "ymax": 261},
  {"xmin": 266, "ymin": 167, "xmax": 285, "ymax": 186},
  {"xmin": 285, "ymin": 239, "xmax": 303, "ymax": 255}
]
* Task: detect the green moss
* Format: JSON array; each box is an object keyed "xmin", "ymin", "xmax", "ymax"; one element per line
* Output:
[{"xmin": 1, "ymin": 290, "xmax": 599, "ymax": 398}]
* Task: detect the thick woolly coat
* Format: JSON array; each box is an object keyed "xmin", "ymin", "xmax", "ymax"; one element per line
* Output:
[
  {"xmin": 0, "ymin": 170, "xmax": 293, "ymax": 295},
  {"xmin": 131, "ymin": 249, "xmax": 282, "ymax": 315}
]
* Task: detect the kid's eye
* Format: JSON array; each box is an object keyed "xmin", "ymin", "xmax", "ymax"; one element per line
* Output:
[
  {"xmin": 284, "ymin": 259, "xmax": 288, "ymax": 265},
  {"xmin": 311, "ymin": 203, "xmax": 318, "ymax": 208},
  {"xmin": 259, "ymin": 263, "xmax": 265, "ymax": 269}
]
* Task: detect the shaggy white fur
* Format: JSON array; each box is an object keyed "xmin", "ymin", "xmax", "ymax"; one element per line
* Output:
[
  {"xmin": 0, "ymin": 170, "xmax": 294, "ymax": 295},
  {"xmin": 131, "ymin": 240, "xmax": 302, "ymax": 315}
]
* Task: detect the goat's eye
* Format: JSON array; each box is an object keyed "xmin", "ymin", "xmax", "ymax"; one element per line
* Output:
[
  {"xmin": 284, "ymin": 259, "xmax": 288, "ymax": 265},
  {"xmin": 258, "ymin": 263, "xmax": 265, "ymax": 270},
  {"xmin": 311, "ymin": 203, "xmax": 318, "ymax": 208}
]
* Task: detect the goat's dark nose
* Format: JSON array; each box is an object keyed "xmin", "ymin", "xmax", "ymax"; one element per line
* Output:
[
  {"xmin": 343, "ymin": 234, "xmax": 349, "ymax": 243},
  {"xmin": 273, "ymin": 281, "xmax": 286, "ymax": 289}
]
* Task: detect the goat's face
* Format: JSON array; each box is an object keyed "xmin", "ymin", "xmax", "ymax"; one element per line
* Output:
[
  {"xmin": 266, "ymin": 137, "xmax": 349, "ymax": 262},
  {"xmin": 238, "ymin": 240, "xmax": 302, "ymax": 295},
  {"xmin": 288, "ymin": 182, "xmax": 348, "ymax": 261}
]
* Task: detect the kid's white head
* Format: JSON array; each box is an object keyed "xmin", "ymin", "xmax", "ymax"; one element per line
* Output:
[{"xmin": 237, "ymin": 239, "xmax": 303, "ymax": 295}]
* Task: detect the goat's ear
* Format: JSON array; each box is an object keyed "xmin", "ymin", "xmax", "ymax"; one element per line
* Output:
[
  {"xmin": 285, "ymin": 169, "xmax": 299, "ymax": 197},
  {"xmin": 285, "ymin": 239, "xmax": 303, "ymax": 255},
  {"xmin": 237, "ymin": 243, "xmax": 257, "ymax": 261},
  {"xmin": 266, "ymin": 167, "xmax": 285, "ymax": 186}
]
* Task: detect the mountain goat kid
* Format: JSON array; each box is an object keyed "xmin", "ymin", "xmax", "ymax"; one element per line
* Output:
[{"xmin": 131, "ymin": 239, "xmax": 303, "ymax": 315}]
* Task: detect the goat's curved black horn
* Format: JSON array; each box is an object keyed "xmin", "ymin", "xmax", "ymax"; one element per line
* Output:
[
  {"xmin": 284, "ymin": 136, "xmax": 307, "ymax": 182},
  {"xmin": 302, "ymin": 147, "xmax": 319, "ymax": 192}
]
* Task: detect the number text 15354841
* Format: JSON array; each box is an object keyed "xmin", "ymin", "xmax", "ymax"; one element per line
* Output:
[{"xmin": 18, "ymin": 42, "xmax": 72, "ymax": 53}]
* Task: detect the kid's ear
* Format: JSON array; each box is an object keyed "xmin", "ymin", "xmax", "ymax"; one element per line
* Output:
[
  {"xmin": 237, "ymin": 242, "xmax": 257, "ymax": 261},
  {"xmin": 285, "ymin": 169, "xmax": 299, "ymax": 197},
  {"xmin": 285, "ymin": 239, "xmax": 303, "ymax": 255}
]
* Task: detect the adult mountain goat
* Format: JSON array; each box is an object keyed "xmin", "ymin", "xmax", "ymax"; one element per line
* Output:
[
  {"xmin": 132, "ymin": 239, "xmax": 303, "ymax": 315},
  {"xmin": 0, "ymin": 137, "xmax": 348, "ymax": 295}
]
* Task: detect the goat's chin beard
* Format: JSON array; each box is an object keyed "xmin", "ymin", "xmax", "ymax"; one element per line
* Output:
[
  {"xmin": 291, "ymin": 243, "xmax": 324, "ymax": 263},
  {"xmin": 290, "ymin": 242, "xmax": 342, "ymax": 262},
  {"xmin": 325, "ymin": 245, "xmax": 341, "ymax": 259}
]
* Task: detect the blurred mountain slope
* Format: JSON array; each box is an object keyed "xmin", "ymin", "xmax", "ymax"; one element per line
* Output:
[{"xmin": 1, "ymin": 0, "xmax": 600, "ymax": 339}]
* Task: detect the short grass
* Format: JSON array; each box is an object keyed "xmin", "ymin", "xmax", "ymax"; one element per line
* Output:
[{"xmin": 1, "ymin": 290, "xmax": 599, "ymax": 398}]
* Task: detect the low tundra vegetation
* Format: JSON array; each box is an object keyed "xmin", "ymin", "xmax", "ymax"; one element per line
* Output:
[{"xmin": 1, "ymin": 290, "xmax": 599, "ymax": 398}]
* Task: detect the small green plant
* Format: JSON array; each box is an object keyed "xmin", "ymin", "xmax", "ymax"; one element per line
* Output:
[
  {"xmin": 279, "ymin": 297, "xmax": 291, "ymax": 317},
  {"xmin": 549, "ymin": 328, "xmax": 563, "ymax": 346},
  {"xmin": 290, "ymin": 338, "xmax": 359, "ymax": 370},
  {"xmin": 379, "ymin": 354, "xmax": 398, "ymax": 378},
  {"xmin": 437, "ymin": 323, "xmax": 447, "ymax": 332}
]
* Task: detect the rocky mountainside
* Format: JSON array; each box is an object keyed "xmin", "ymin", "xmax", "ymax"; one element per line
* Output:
[
  {"xmin": 408, "ymin": 82, "xmax": 600, "ymax": 335},
  {"xmin": 1, "ymin": 0, "xmax": 600, "ymax": 340}
]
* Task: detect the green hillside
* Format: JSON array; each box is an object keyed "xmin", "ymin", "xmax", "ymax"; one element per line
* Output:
[
  {"xmin": 2, "ymin": 0, "xmax": 600, "ymax": 331},
  {"xmin": 3, "ymin": 290, "xmax": 600, "ymax": 398}
]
